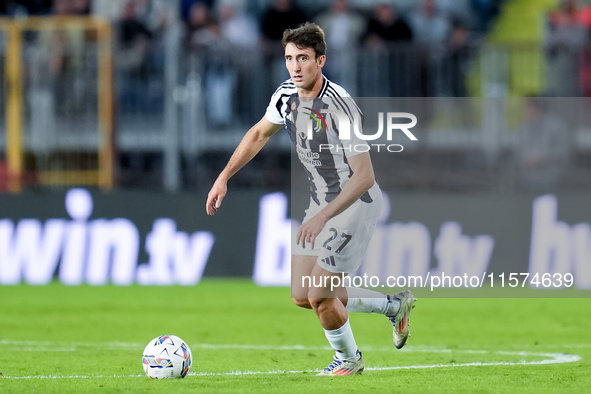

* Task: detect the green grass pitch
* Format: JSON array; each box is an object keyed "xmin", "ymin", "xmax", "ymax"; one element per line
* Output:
[{"xmin": 0, "ymin": 280, "xmax": 590, "ymax": 393}]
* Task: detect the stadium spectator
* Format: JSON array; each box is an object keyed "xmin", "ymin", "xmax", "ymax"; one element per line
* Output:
[
  {"xmin": 316, "ymin": 0, "xmax": 366, "ymax": 47},
  {"xmin": 117, "ymin": 1, "xmax": 153, "ymax": 74},
  {"xmin": 71, "ymin": 0, "xmax": 90, "ymax": 15},
  {"xmin": 186, "ymin": 2, "xmax": 236, "ymax": 128},
  {"xmin": 441, "ymin": 19, "xmax": 474, "ymax": 129},
  {"xmin": 39, "ymin": 0, "xmax": 88, "ymax": 112},
  {"xmin": 410, "ymin": 0, "xmax": 452, "ymax": 44},
  {"xmin": 362, "ymin": 3, "xmax": 413, "ymax": 47},
  {"xmin": 133, "ymin": 0, "xmax": 174, "ymax": 37},
  {"xmin": 517, "ymin": 97, "xmax": 570, "ymax": 192},
  {"xmin": 91, "ymin": 0, "xmax": 127, "ymax": 21},
  {"xmin": 116, "ymin": 0, "xmax": 155, "ymax": 112},
  {"xmin": 470, "ymin": 0, "xmax": 504, "ymax": 33},
  {"xmin": 360, "ymin": 3, "xmax": 414, "ymax": 96},
  {"xmin": 186, "ymin": 1, "xmax": 213, "ymax": 47},
  {"xmin": 261, "ymin": 0, "xmax": 307, "ymax": 42},
  {"xmin": 218, "ymin": 1, "xmax": 260, "ymax": 50},
  {"xmin": 260, "ymin": 0, "xmax": 308, "ymax": 88},
  {"xmin": 0, "ymin": 1, "xmax": 26, "ymax": 16},
  {"xmin": 219, "ymin": 0, "xmax": 261, "ymax": 124},
  {"xmin": 182, "ymin": 0, "xmax": 214, "ymax": 21},
  {"xmin": 315, "ymin": 0, "xmax": 366, "ymax": 92},
  {"xmin": 409, "ymin": 0, "xmax": 452, "ymax": 97},
  {"xmin": 132, "ymin": 0, "xmax": 175, "ymax": 76},
  {"xmin": 443, "ymin": 18, "xmax": 471, "ymax": 97},
  {"xmin": 0, "ymin": 0, "xmax": 53, "ymax": 16},
  {"xmin": 546, "ymin": 0, "xmax": 588, "ymax": 97},
  {"xmin": 26, "ymin": 0, "xmax": 86, "ymax": 159}
]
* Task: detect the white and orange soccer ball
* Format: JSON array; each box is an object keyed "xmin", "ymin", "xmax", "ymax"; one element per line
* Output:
[{"xmin": 142, "ymin": 335, "xmax": 192, "ymax": 379}]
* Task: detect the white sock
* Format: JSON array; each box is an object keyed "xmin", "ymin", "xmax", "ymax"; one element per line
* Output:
[
  {"xmin": 345, "ymin": 287, "xmax": 400, "ymax": 316},
  {"xmin": 324, "ymin": 319, "xmax": 359, "ymax": 361}
]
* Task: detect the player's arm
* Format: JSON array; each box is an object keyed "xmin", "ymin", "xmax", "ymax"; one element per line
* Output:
[
  {"xmin": 296, "ymin": 152, "xmax": 375, "ymax": 248},
  {"xmin": 206, "ymin": 116, "xmax": 283, "ymax": 215}
]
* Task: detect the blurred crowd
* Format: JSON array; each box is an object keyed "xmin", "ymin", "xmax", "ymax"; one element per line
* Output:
[
  {"xmin": 0, "ymin": 0, "xmax": 502, "ymax": 96},
  {"xmin": 546, "ymin": 0, "xmax": 591, "ymax": 97},
  {"xmin": 0, "ymin": 0, "xmax": 503, "ymax": 35},
  {"xmin": 6, "ymin": 0, "xmax": 591, "ymax": 98},
  {"xmin": 3, "ymin": 0, "xmax": 591, "ymax": 192},
  {"xmin": 1, "ymin": 0, "xmax": 509, "ymax": 131}
]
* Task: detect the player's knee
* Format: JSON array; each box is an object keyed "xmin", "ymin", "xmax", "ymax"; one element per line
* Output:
[
  {"xmin": 308, "ymin": 297, "xmax": 331, "ymax": 311},
  {"xmin": 292, "ymin": 297, "xmax": 311, "ymax": 309}
]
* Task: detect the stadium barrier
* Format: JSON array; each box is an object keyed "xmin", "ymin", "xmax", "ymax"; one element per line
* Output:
[{"xmin": 0, "ymin": 16, "xmax": 114, "ymax": 192}]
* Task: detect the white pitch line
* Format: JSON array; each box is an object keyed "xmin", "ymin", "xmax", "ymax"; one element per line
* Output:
[{"xmin": 0, "ymin": 349, "xmax": 581, "ymax": 380}]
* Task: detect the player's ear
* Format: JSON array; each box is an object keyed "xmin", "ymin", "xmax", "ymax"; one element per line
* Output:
[{"xmin": 317, "ymin": 55, "xmax": 326, "ymax": 68}]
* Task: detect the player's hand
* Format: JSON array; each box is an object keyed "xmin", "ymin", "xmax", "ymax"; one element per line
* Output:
[
  {"xmin": 206, "ymin": 179, "xmax": 227, "ymax": 216},
  {"xmin": 296, "ymin": 214, "xmax": 328, "ymax": 249}
]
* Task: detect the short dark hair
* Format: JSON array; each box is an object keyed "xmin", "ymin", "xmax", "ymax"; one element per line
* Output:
[{"xmin": 282, "ymin": 22, "xmax": 326, "ymax": 59}]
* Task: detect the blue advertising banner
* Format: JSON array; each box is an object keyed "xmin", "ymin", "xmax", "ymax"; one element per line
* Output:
[{"xmin": 0, "ymin": 189, "xmax": 589, "ymax": 291}]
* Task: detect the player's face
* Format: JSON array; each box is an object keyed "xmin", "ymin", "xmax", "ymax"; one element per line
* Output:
[{"xmin": 284, "ymin": 43, "xmax": 325, "ymax": 93}]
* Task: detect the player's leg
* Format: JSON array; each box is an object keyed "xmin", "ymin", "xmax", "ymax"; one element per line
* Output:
[
  {"xmin": 293, "ymin": 261, "xmax": 406, "ymax": 318},
  {"xmin": 326, "ymin": 187, "xmax": 416, "ymax": 350},
  {"xmin": 308, "ymin": 263, "xmax": 364, "ymax": 376},
  {"xmin": 291, "ymin": 254, "xmax": 347, "ymax": 309},
  {"xmin": 344, "ymin": 286, "xmax": 397, "ymax": 314},
  {"xmin": 307, "ymin": 264, "xmax": 348, "ymax": 329},
  {"xmin": 295, "ymin": 282, "xmax": 413, "ymax": 349},
  {"xmin": 345, "ymin": 286, "xmax": 416, "ymax": 348},
  {"xmin": 291, "ymin": 254, "xmax": 316, "ymax": 309}
]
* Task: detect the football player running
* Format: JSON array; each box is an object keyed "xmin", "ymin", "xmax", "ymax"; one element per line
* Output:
[{"xmin": 206, "ymin": 22, "xmax": 416, "ymax": 376}]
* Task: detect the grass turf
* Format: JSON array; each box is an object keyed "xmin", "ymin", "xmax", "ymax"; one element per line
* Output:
[{"xmin": 0, "ymin": 280, "xmax": 590, "ymax": 393}]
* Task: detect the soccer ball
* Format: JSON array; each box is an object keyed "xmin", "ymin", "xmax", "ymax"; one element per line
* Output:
[{"xmin": 142, "ymin": 335, "xmax": 192, "ymax": 379}]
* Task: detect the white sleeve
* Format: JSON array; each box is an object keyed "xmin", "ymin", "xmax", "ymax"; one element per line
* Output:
[{"xmin": 264, "ymin": 90, "xmax": 286, "ymax": 125}]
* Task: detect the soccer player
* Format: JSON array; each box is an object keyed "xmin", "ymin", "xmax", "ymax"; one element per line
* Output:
[{"xmin": 206, "ymin": 22, "xmax": 416, "ymax": 376}]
